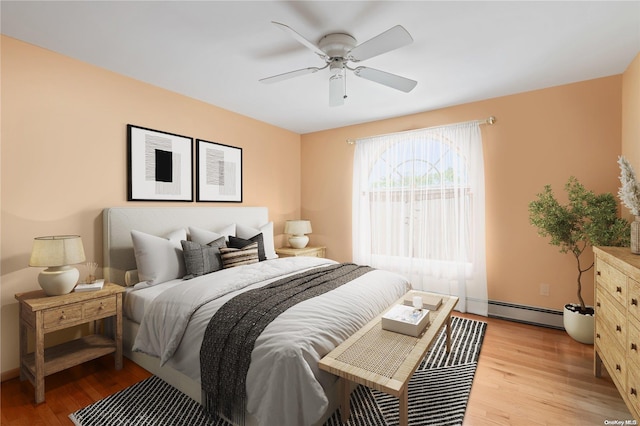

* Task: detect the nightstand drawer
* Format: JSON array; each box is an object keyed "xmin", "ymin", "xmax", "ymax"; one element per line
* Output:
[
  {"xmin": 84, "ymin": 297, "xmax": 116, "ymax": 319},
  {"xmin": 43, "ymin": 305, "xmax": 83, "ymax": 329}
]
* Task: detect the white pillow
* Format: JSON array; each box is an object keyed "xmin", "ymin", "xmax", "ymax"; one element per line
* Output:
[
  {"xmin": 131, "ymin": 228, "xmax": 187, "ymax": 285},
  {"xmin": 236, "ymin": 222, "xmax": 278, "ymax": 260},
  {"xmin": 189, "ymin": 224, "xmax": 236, "ymax": 244}
]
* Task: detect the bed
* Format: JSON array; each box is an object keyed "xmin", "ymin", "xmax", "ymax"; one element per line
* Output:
[{"xmin": 103, "ymin": 207, "xmax": 410, "ymax": 426}]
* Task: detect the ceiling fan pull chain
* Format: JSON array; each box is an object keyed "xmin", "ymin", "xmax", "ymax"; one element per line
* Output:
[{"xmin": 344, "ymin": 70, "xmax": 348, "ymax": 100}]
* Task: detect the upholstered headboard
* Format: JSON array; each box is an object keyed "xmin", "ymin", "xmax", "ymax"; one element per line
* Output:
[{"xmin": 102, "ymin": 207, "xmax": 269, "ymax": 286}]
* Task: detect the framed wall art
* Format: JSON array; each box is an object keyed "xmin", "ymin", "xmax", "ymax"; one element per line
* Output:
[
  {"xmin": 127, "ymin": 124, "xmax": 193, "ymax": 201},
  {"xmin": 196, "ymin": 139, "xmax": 243, "ymax": 202}
]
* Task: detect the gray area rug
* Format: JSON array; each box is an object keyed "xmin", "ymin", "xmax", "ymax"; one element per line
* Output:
[{"xmin": 70, "ymin": 316, "xmax": 486, "ymax": 426}]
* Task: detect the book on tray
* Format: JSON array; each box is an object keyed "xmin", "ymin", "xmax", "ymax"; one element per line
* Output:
[
  {"xmin": 381, "ymin": 304, "xmax": 430, "ymax": 337},
  {"xmin": 403, "ymin": 294, "xmax": 442, "ymax": 310},
  {"xmin": 74, "ymin": 279, "xmax": 104, "ymax": 292}
]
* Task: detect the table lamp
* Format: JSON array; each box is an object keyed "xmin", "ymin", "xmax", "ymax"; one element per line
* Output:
[
  {"xmin": 284, "ymin": 220, "xmax": 312, "ymax": 249},
  {"xmin": 29, "ymin": 235, "xmax": 86, "ymax": 296}
]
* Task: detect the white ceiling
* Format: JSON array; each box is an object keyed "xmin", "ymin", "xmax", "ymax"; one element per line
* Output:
[{"xmin": 2, "ymin": 1, "xmax": 639, "ymax": 134}]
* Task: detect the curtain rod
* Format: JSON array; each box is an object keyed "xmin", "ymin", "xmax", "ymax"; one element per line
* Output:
[{"xmin": 346, "ymin": 116, "xmax": 496, "ymax": 145}]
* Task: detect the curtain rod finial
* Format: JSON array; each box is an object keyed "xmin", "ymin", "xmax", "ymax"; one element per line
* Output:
[{"xmin": 487, "ymin": 116, "xmax": 496, "ymax": 125}]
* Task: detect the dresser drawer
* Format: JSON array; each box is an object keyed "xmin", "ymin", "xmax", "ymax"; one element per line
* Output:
[
  {"xmin": 629, "ymin": 278, "xmax": 640, "ymax": 322},
  {"xmin": 43, "ymin": 304, "xmax": 83, "ymax": 330},
  {"xmin": 596, "ymin": 326, "xmax": 627, "ymax": 391},
  {"xmin": 629, "ymin": 320, "xmax": 640, "ymax": 368},
  {"xmin": 596, "ymin": 287, "xmax": 627, "ymax": 342},
  {"xmin": 597, "ymin": 259, "xmax": 628, "ymax": 306},
  {"xmin": 84, "ymin": 296, "xmax": 116, "ymax": 319},
  {"xmin": 627, "ymin": 360, "xmax": 640, "ymax": 419}
]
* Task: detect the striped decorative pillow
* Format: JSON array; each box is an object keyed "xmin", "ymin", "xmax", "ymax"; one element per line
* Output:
[{"xmin": 219, "ymin": 242, "xmax": 259, "ymax": 269}]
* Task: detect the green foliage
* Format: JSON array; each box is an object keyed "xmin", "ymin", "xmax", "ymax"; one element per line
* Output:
[{"xmin": 528, "ymin": 176, "xmax": 630, "ymax": 311}]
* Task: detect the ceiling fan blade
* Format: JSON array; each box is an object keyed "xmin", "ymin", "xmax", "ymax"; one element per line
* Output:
[
  {"xmin": 329, "ymin": 75, "xmax": 345, "ymax": 107},
  {"xmin": 259, "ymin": 66, "xmax": 322, "ymax": 84},
  {"xmin": 272, "ymin": 21, "xmax": 328, "ymax": 59},
  {"xmin": 353, "ymin": 66, "xmax": 417, "ymax": 93},
  {"xmin": 347, "ymin": 25, "xmax": 413, "ymax": 62}
]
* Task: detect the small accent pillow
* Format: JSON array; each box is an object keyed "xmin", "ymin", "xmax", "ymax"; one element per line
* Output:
[
  {"xmin": 131, "ymin": 228, "xmax": 187, "ymax": 286},
  {"xmin": 189, "ymin": 224, "xmax": 236, "ymax": 245},
  {"xmin": 237, "ymin": 222, "xmax": 278, "ymax": 259},
  {"xmin": 124, "ymin": 269, "xmax": 139, "ymax": 287},
  {"xmin": 220, "ymin": 242, "xmax": 259, "ymax": 269},
  {"xmin": 229, "ymin": 234, "xmax": 266, "ymax": 261},
  {"xmin": 181, "ymin": 236, "xmax": 226, "ymax": 280}
]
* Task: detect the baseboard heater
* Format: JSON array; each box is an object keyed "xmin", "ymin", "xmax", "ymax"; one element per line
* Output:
[{"xmin": 488, "ymin": 300, "xmax": 564, "ymax": 330}]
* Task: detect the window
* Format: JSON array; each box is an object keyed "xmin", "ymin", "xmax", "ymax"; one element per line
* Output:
[
  {"xmin": 367, "ymin": 136, "xmax": 472, "ymax": 262},
  {"xmin": 352, "ymin": 122, "xmax": 487, "ymax": 314}
]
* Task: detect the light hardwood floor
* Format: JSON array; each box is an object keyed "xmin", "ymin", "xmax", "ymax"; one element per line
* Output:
[{"xmin": 0, "ymin": 314, "xmax": 633, "ymax": 425}]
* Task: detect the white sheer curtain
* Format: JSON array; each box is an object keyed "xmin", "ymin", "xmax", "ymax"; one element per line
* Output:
[{"xmin": 352, "ymin": 121, "xmax": 487, "ymax": 315}]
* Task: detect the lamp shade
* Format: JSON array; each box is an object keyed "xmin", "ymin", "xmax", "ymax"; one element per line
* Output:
[
  {"xmin": 29, "ymin": 235, "xmax": 86, "ymax": 296},
  {"xmin": 284, "ymin": 220, "xmax": 312, "ymax": 236},
  {"xmin": 29, "ymin": 235, "xmax": 86, "ymax": 267}
]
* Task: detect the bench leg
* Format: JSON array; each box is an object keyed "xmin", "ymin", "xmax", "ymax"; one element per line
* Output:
[
  {"xmin": 399, "ymin": 387, "xmax": 408, "ymax": 426},
  {"xmin": 341, "ymin": 378, "xmax": 351, "ymax": 423},
  {"xmin": 446, "ymin": 314, "xmax": 452, "ymax": 353}
]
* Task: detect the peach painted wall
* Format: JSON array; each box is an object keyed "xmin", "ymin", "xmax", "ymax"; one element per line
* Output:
[
  {"xmin": 301, "ymin": 76, "xmax": 623, "ymax": 313},
  {"xmin": 0, "ymin": 36, "xmax": 301, "ymax": 375},
  {"xmin": 622, "ymin": 52, "xmax": 640, "ymax": 194}
]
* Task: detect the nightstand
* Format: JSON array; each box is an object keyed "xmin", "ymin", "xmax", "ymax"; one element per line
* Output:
[
  {"xmin": 276, "ymin": 246, "xmax": 326, "ymax": 258},
  {"xmin": 15, "ymin": 283, "xmax": 124, "ymax": 404}
]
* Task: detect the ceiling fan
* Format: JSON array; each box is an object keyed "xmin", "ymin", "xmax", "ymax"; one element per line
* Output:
[{"xmin": 259, "ymin": 22, "xmax": 417, "ymax": 107}]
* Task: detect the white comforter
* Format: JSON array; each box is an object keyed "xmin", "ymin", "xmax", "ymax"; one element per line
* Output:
[{"xmin": 132, "ymin": 256, "xmax": 410, "ymax": 426}]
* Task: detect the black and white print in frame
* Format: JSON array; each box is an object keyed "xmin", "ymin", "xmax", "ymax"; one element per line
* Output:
[
  {"xmin": 196, "ymin": 139, "xmax": 243, "ymax": 202},
  {"xmin": 127, "ymin": 124, "xmax": 193, "ymax": 201}
]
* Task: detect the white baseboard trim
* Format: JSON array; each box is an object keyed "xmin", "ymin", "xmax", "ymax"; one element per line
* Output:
[{"xmin": 488, "ymin": 300, "xmax": 564, "ymax": 329}]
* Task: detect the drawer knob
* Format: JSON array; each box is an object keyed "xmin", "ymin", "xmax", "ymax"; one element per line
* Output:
[
  {"xmin": 632, "ymin": 298, "xmax": 638, "ymax": 306},
  {"xmin": 616, "ymin": 325, "xmax": 622, "ymax": 332},
  {"xmin": 60, "ymin": 313, "xmax": 66, "ymax": 320},
  {"xmin": 98, "ymin": 302, "xmax": 104, "ymax": 310},
  {"xmin": 597, "ymin": 271, "xmax": 601, "ymax": 276},
  {"xmin": 632, "ymin": 343, "xmax": 638, "ymax": 351},
  {"xmin": 596, "ymin": 302, "xmax": 601, "ymax": 308},
  {"xmin": 632, "ymin": 388, "xmax": 638, "ymax": 397},
  {"xmin": 616, "ymin": 364, "xmax": 622, "ymax": 371},
  {"xmin": 616, "ymin": 286, "xmax": 622, "ymax": 293}
]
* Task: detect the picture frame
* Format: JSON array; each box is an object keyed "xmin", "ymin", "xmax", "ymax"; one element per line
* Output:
[
  {"xmin": 196, "ymin": 139, "xmax": 243, "ymax": 202},
  {"xmin": 127, "ymin": 124, "xmax": 193, "ymax": 201}
]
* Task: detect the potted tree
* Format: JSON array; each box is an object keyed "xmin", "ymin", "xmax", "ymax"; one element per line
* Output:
[{"xmin": 529, "ymin": 176, "xmax": 629, "ymax": 344}]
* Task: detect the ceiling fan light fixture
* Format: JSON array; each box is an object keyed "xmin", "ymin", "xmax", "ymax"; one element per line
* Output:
[
  {"xmin": 329, "ymin": 59, "xmax": 345, "ymax": 76},
  {"xmin": 261, "ymin": 22, "xmax": 416, "ymax": 103}
]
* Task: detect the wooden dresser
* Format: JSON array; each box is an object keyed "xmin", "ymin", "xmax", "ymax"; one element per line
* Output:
[{"xmin": 593, "ymin": 246, "xmax": 640, "ymax": 421}]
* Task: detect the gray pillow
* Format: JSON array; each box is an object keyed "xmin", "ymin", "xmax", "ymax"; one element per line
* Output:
[{"xmin": 181, "ymin": 236, "xmax": 226, "ymax": 280}]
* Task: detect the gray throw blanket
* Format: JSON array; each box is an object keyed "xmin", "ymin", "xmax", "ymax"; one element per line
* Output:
[{"xmin": 200, "ymin": 263, "xmax": 373, "ymax": 424}]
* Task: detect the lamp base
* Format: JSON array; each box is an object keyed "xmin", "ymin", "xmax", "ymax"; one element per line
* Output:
[
  {"xmin": 38, "ymin": 266, "xmax": 79, "ymax": 296},
  {"xmin": 288, "ymin": 235, "xmax": 309, "ymax": 249}
]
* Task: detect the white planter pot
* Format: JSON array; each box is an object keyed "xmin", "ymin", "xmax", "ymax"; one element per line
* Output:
[{"xmin": 563, "ymin": 304, "xmax": 594, "ymax": 344}]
